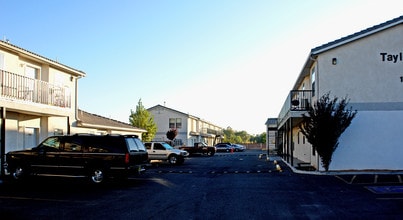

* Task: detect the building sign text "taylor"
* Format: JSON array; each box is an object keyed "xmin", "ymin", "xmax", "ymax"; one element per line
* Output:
[{"xmin": 380, "ymin": 52, "xmax": 402, "ymax": 63}]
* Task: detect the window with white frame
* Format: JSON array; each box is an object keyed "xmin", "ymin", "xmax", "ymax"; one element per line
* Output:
[
  {"xmin": 311, "ymin": 66, "xmax": 316, "ymax": 97},
  {"xmin": 25, "ymin": 65, "xmax": 39, "ymax": 79},
  {"xmin": 0, "ymin": 52, "xmax": 4, "ymax": 70},
  {"xmin": 169, "ymin": 118, "xmax": 182, "ymax": 129}
]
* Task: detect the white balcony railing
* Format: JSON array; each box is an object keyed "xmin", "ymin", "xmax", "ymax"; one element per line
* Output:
[{"xmin": 0, "ymin": 69, "xmax": 71, "ymax": 108}]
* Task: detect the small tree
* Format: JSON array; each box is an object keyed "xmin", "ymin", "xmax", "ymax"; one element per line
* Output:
[
  {"xmin": 166, "ymin": 128, "xmax": 178, "ymax": 141},
  {"xmin": 129, "ymin": 99, "xmax": 157, "ymax": 142},
  {"xmin": 299, "ymin": 93, "xmax": 357, "ymax": 171}
]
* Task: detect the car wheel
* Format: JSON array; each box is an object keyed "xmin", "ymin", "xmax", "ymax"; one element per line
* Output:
[
  {"xmin": 89, "ymin": 168, "xmax": 105, "ymax": 184},
  {"xmin": 207, "ymin": 151, "xmax": 215, "ymax": 156},
  {"xmin": 168, "ymin": 155, "xmax": 178, "ymax": 164}
]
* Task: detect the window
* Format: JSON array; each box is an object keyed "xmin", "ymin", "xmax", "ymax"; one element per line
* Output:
[
  {"xmin": 144, "ymin": 142, "xmax": 152, "ymax": 150},
  {"xmin": 64, "ymin": 142, "xmax": 83, "ymax": 152},
  {"xmin": 297, "ymin": 132, "xmax": 300, "ymax": 144},
  {"xmin": 39, "ymin": 137, "xmax": 61, "ymax": 152},
  {"xmin": 311, "ymin": 66, "xmax": 316, "ymax": 97},
  {"xmin": 154, "ymin": 143, "xmax": 165, "ymax": 150},
  {"xmin": 0, "ymin": 52, "xmax": 4, "ymax": 70},
  {"xmin": 169, "ymin": 118, "xmax": 182, "ymax": 129},
  {"xmin": 126, "ymin": 137, "xmax": 146, "ymax": 152},
  {"xmin": 176, "ymin": 118, "xmax": 182, "ymax": 129}
]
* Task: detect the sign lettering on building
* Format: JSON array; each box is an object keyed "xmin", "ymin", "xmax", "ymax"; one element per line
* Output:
[{"xmin": 380, "ymin": 52, "xmax": 403, "ymax": 63}]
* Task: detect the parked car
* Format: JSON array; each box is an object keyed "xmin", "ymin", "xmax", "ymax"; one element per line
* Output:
[
  {"xmin": 214, "ymin": 143, "xmax": 234, "ymax": 152},
  {"xmin": 144, "ymin": 142, "xmax": 189, "ymax": 165},
  {"xmin": 5, "ymin": 134, "xmax": 148, "ymax": 184},
  {"xmin": 232, "ymin": 144, "xmax": 246, "ymax": 152},
  {"xmin": 179, "ymin": 142, "xmax": 216, "ymax": 156}
]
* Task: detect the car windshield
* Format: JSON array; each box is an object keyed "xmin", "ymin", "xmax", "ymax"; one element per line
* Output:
[{"xmin": 162, "ymin": 143, "xmax": 174, "ymax": 150}]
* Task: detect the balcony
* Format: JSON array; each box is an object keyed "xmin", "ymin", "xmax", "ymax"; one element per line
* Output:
[
  {"xmin": 278, "ymin": 90, "xmax": 312, "ymax": 127},
  {"xmin": 0, "ymin": 70, "xmax": 71, "ymax": 108}
]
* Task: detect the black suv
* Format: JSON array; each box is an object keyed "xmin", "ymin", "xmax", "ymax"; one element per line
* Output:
[{"xmin": 5, "ymin": 134, "xmax": 148, "ymax": 184}]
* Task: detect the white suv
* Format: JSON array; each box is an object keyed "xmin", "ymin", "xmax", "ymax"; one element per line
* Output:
[{"xmin": 144, "ymin": 142, "xmax": 189, "ymax": 165}]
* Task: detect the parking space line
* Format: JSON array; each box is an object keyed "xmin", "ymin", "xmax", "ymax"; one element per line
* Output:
[{"xmin": 0, "ymin": 196, "xmax": 81, "ymax": 203}]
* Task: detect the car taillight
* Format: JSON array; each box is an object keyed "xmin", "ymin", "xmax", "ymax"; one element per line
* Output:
[{"xmin": 125, "ymin": 153, "xmax": 130, "ymax": 164}]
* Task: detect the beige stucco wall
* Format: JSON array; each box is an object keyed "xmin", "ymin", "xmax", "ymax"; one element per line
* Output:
[
  {"xmin": 311, "ymin": 24, "xmax": 403, "ymax": 170},
  {"xmin": 317, "ymin": 25, "xmax": 403, "ymax": 105}
]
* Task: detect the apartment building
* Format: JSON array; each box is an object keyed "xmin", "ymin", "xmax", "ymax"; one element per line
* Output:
[
  {"xmin": 148, "ymin": 105, "xmax": 224, "ymax": 146},
  {"xmin": 0, "ymin": 40, "xmax": 85, "ymax": 154},
  {"xmin": 0, "ymin": 41, "xmax": 145, "ymax": 176},
  {"xmin": 275, "ymin": 15, "xmax": 403, "ymax": 171}
]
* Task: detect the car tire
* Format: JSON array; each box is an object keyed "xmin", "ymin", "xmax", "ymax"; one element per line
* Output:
[
  {"xmin": 89, "ymin": 168, "xmax": 106, "ymax": 184},
  {"xmin": 168, "ymin": 155, "xmax": 178, "ymax": 165},
  {"xmin": 207, "ymin": 150, "xmax": 215, "ymax": 156}
]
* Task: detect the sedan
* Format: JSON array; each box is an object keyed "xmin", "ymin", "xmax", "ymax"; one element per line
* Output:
[
  {"xmin": 232, "ymin": 144, "xmax": 246, "ymax": 152},
  {"xmin": 214, "ymin": 143, "xmax": 234, "ymax": 152}
]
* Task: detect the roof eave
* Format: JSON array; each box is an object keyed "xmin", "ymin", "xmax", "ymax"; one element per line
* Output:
[
  {"xmin": 0, "ymin": 40, "xmax": 86, "ymax": 77},
  {"xmin": 311, "ymin": 15, "xmax": 403, "ymax": 55},
  {"xmin": 77, "ymin": 121, "xmax": 147, "ymax": 133}
]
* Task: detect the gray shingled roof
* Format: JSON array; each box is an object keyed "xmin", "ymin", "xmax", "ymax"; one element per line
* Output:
[
  {"xmin": 78, "ymin": 109, "xmax": 144, "ymax": 131},
  {"xmin": 311, "ymin": 15, "xmax": 403, "ymax": 54}
]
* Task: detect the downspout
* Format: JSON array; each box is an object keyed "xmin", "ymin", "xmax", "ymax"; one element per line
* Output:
[
  {"xmin": 73, "ymin": 75, "xmax": 82, "ymax": 134},
  {"xmin": 1, "ymin": 107, "xmax": 5, "ymax": 177}
]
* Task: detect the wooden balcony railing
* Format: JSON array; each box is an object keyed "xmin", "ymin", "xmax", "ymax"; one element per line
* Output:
[{"xmin": 0, "ymin": 69, "xmax": 71, "ymax": 108}]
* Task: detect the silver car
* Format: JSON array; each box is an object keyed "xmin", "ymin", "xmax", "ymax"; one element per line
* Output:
[{"xmin": 144, "ymin": 142, "xmax": 189, "ymax": 165}]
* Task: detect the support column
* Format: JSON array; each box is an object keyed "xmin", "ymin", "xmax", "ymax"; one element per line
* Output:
[
  {"xmin": 290, "ymin": 117, "xmax": 293, "ymax": 167},
  {"xmin": 1, "ymin": 107, "xmax": 6, "ymax": 177}
]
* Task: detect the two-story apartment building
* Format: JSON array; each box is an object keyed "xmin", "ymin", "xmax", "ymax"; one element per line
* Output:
[
  {"xmin": 148, "ymin": 105, "xmax": 224, "ymax": 146},
  {"xmin": 0, "ymin": 40, "xmax": 86, "ymax": 154},
  {"xmin": 0, "ymin": 41, "xmax": 146, "ymax": 175},
  {"xmin": 276, "ymin": 15, "xmax": 403, "ymax": 171}
]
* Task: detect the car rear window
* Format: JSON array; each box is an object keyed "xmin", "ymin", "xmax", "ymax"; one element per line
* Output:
[
  {"xmin": 84, "ymin": 136, "xmax": 126, "ymax": 153},
  {"xmin": 126, "ymin": 137, "xmax": 146, "ymax": 152}
]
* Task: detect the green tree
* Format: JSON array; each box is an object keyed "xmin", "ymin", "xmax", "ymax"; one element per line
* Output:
[
  {"xmin": 251, "ymin": 132, "xmax": 266, "ymax": 144},
  {"xmin": 299, "ymin": 93, "xmax": 357, "ymax": 171},
  {"xmin": 129, "ymin": 99, "xmax": 157, "ymax": 142},
  {"xmin": 235, "ymin": 130, "xmax": 251, "ymax": 143},
  {"xmin": 223, "ymin": 127, "xmax": 237, "ymax": 143},
  {"xmin": 223, "ymin": 127, "xmax": 254, "ymax": 144}
]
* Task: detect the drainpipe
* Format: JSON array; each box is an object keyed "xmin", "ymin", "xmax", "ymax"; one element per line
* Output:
[
  {"xmin": 1, "ymin": 107, "xmax": 5, "ymax": 177},
  {"xmin": 73, "ymin": 75, "xmax": 82, "ymax": 133}
]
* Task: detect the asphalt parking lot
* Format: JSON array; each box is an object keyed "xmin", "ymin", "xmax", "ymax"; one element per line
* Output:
[{"xmin": 0, "ymin": 150, "xmax": 402, "ymax": 219}]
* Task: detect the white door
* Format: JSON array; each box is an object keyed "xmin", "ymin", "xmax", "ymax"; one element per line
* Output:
[{"xmin": 24, "ymin": 127, "xmax": 38, "ymax": 149}]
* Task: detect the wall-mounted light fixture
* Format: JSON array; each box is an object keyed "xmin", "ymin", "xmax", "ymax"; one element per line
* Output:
[{"xmin": 332, "ymin": 58, "xmax": 337, "ymax": 65}]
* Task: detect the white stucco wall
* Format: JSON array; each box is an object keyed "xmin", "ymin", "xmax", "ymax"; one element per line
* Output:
[{"xmin": 330, "ymin": 110, "xmax": 403, "ymax": 170}]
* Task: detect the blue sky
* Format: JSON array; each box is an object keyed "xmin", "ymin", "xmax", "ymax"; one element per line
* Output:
[{"xmin": 2, "ymin": 0, "xmax": 402, "ymax": 134}]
